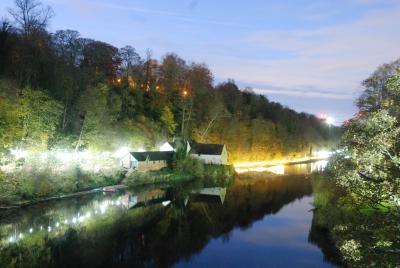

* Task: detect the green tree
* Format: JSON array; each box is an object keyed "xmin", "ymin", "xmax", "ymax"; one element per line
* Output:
[
  {"xmin": 331, "ymin": 71, "xmax": 400, "ymax": 208},
  {"xmin": 160, "ymin": 105, "xmax": 176, "ymax": 136},
  {"xmin": 18, "ymin": 88, "xmax": 63, "ymax": 150}
]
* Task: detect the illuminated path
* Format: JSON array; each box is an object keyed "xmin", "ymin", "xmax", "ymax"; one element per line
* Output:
[{"xmin": 233, "ymin": 156, "xmax": 330, "ymax": 174}]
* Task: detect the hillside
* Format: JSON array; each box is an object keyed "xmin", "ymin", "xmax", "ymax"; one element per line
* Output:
[{"xmin": 0, "ymin": 13, "xmax": 340, "ymax": 163}]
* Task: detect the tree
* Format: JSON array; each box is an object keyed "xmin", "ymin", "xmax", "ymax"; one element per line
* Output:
[
  {"xmin": 52, "ymin": 30, "xmax": 81, "ymax": 66},
  {"xmin": 17, "ymin": 87, "xmax": 63, "ymax": 150},
  {"xmin": 0, "ymin": 19, "xmax": 13, "ymax": 75},
  {"xmin": 160, "ymin": 106, "xmax": 176, "ymax": 137},
  {"xmin": 357, "ymin": 58, "xmax": 400, "ymax": 114},
  {"xmin": 81, "ymin": 40, "xmax": 121, "ymax": 84},
  {"xmin": 8, "ymin": 0, "xmax": 53, "ymax": 37},
  {"xmin": 119, "ymin": 45, "xmax": 141, "ymax": 79},
  {"xmin": 75, "ymin": 85, "xmax": 120, "ymax": 151},
  {"xmin": 331, "ymin": 71, "xmax": 400, "ymax": 208}
]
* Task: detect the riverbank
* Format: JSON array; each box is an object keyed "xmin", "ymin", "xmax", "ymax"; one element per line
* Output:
[
  {"xmin": 312, "ymin": 173, "xmax": 400, "ymax": 267},
  {"xmin": 0, "ymin": 165, "xmax": 126, "ymax": 208},
  {"xmin": 0, "ymin": 160, "xmax": 235, "ymax": 208},
  {"xmin": 126, "ymin": 164, "xmax": 235, "ymax": 188}
]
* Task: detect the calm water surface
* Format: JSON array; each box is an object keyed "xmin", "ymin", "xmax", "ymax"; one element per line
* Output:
[{"xmin": 0, "ymin": 161, "xmax": 340, "ymax": 267}]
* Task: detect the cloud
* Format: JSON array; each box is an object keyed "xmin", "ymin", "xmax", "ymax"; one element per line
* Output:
[
  {"xmin": 201, "ymin": 3, "xmax": 400, "ymax": 103},
  {"xmin": 253, "ymin": 87, "xmax": 357, "ymax": 100},
  {"xmin": 55, "ymin": 0, "xmax": 249, "ymax": 28}
]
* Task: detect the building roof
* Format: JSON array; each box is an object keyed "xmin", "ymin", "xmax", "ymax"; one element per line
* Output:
[
  {"xmin": 168, "ymin": 141, "xmax": 177, "ymax": 149},
  {"xmin": 130, "ymin": 151, "xmax": 173, "ymax": 162},
  {"xmin": 189, "ymin": 142, "xmax": 225, "ymax": 156}
]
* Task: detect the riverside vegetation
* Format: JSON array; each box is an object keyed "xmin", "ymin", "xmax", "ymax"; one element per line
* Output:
[{"xmin": 313, "ymin": 58, "xmax": 400, "ymax": 267}]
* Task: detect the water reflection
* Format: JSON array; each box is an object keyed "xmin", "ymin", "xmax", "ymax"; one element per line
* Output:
[
  {"xmin": 236, "ymin": 160, "xmax": 328, "ymax": 175},
  {"xmin": 0, "ymin": 163, "xmax": 338, "ymax": 268}
]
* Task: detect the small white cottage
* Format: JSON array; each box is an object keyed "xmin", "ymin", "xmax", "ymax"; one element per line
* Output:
[
  {"xmin": 189, "ymin": 142, "xmax": 228, "ymax": 165},
  {"xmin": 120, "ymin": 151, "xmax": 173, "ymax": 172}
]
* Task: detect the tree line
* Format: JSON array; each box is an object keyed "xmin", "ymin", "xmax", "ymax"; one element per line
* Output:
[{"xmin": 0, "ymin": 0, "xmax": 339, "ymax": 162}]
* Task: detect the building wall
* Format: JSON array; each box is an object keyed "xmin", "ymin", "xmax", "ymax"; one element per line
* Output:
[
  {"xmin": 137, "ymin": 161, "xmax": 167, "ymax": 172},
  {"xmin": 191, "ymin": 154, "xmax": 222, "ymax": 164},
  {"xmin": 190, "ymin": 146, "xmax": 228, "ymax": 165},
  {"xmin": 121, "ymin": 154, "xmax": 134, "ymax": 169},
  {"xmin": 221, "ymin": 146, "xmax": 228, "ymax": 164}
]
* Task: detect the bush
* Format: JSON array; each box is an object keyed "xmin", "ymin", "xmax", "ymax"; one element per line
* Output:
[{"xmin": 175, "ymin": 157, "xmax": 204, "ymax": 178}]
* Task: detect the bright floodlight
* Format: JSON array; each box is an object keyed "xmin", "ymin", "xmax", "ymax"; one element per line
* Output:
[
  {"xmin": 10, "ymin": 149, "xmax": 28, "ymax": 159},
  {"xmin": 326, "ymin": 117, "xmax": 335, "ymax": 125},
  {"xmin": 114, "ymin": 147, "xmax": 130, "ymax": 158}
]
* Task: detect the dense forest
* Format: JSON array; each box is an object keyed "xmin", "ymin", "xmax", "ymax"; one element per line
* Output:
[{"xmin": 0, "ymin": 0, "xmax": 338, "ymax": 163}]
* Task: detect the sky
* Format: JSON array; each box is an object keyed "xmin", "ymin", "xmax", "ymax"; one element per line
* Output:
[{"xmin": 1, "ymin": 0, "xmax": 400, "ymax": 124}]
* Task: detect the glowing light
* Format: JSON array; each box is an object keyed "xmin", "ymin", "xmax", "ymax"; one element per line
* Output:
[
  {"xmin": 233, "ymin": 154, "xmax": 334, "ymax": 174},
  {"xmin": 183, "ymin": 90, "xmax": 188, "ymax": 96},
  {"xmin": 78, "ymin": 151, "xmax": 92, "ymax": 160},
  {"xmin": 55, "ymin": 222, "xmax": 60, "ymax": 228},
  {"xmin": 311, "ymin": 160, "xmax": 328, "ymax": 172},
  {"xmin": 235, "ymin": 165, "xmax": 285, "ymax": 174},
  {"xmin": 55, "ymin": 151, "xmax": 73, "ymax": 162},
  {"xmin": 10, "ymin": 149, "xmax": 28, "ymax": 159},
  {"xmin": 47, "ymin": 226, "xmax": 52, "ymax": 232},
  {"xmin": 72, "ymin": 217, "xmax": 77, "ymax": 224},
  {"xmin": 86, "ymin": 212, "xmax": 91, "ymax": 218},
  {"xmin": 8, "ymin": 237, "xmax": 14, "ymax": 243},
  {"xmin": 64, "ymin": 219, "xmax": 68, "ymax": 224},
  {"xmin": 29, "ymin": 228, "xmax": 33, "ymax": 233},
  {"xmin": 266, "ymin": 165, "xmax": 285, "ymax": 175},
  {"xmin": 326, "ymin": 117, "xmax": 335, "ymax": 125},
  {"xmin": 19, "ymin": 233, "xmax": 23, "ymax": 239},
  {"xmin": 162, "ymin": 200, "xmax": 171, "ymax": 206},
  {"xmin": 114, "ymin": 147, "xmax": 130, "ymax": 158},
  {"xmin": 315, "ymin": 150, "xmax": 332, "ymax": 158},
  {"xmin": 39, "ymin": 153, "xmax": 48, "ymax": 161},
  {"xmin": 40, "ymin": 226, "xmax": 43, "ymax": 231}
]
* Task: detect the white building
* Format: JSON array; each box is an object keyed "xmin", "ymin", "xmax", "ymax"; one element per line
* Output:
[
  {"xmin": 189, "ymin": 142, "xmax": 228, "ymax": 165},
  {"xmin": 159, "ymin": 141, "xmax": 228, "ymax": 165}
]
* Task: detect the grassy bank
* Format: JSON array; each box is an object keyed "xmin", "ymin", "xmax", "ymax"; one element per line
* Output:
[
  {"xmin": 0, "ymin": 165, "xmax": 126, "ymax": 206},
  {"xmin": 126, "ymin": 157, "xmax": 235, "ymax": 188}
]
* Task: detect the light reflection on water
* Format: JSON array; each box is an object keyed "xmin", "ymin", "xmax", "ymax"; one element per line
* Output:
[
  {"xmin": 0, "ymin": 162, "xmax": 339, "ymax": 268},
  {"xmin": 238, "ymin": 160, "xmax": 328, "ymax": 175}
]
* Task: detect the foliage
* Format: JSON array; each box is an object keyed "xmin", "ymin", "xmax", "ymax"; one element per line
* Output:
[
  {"xmin": 174, "ymin": 156, "xmax": 205, "ymax": 178},
  {"xmin": 160, "ymin": 105, "xmax": 176, "ymax": 136},
  {"xmin": 312, "ymin": 174, "xmax": 400, "ymax": 267},
  {"xmin": 330, "ymin": 72, "xmax": 400, "ymax": 208},
  {"xmin": 318, "ymin": 61, "xmax": 400, "ymax": 267}
]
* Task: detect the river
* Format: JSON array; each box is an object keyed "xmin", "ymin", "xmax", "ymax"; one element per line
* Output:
[{"xmin": 0, "ymin": 161, "xmax": 340, "ymax": 267}]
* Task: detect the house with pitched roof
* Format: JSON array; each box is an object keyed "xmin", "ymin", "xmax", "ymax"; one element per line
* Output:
[
  {"xmin": 189, "ymin": 142, "xmax": 228, "ymax": 165},
  {"xmin": 120, "ymin": 151, "xmax": 173, "ymax": 172}
]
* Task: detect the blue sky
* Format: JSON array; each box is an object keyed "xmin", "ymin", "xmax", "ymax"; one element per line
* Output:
[{"xmin": 2, "ymin": 0, "xmax": 400, "ymax": 123}]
